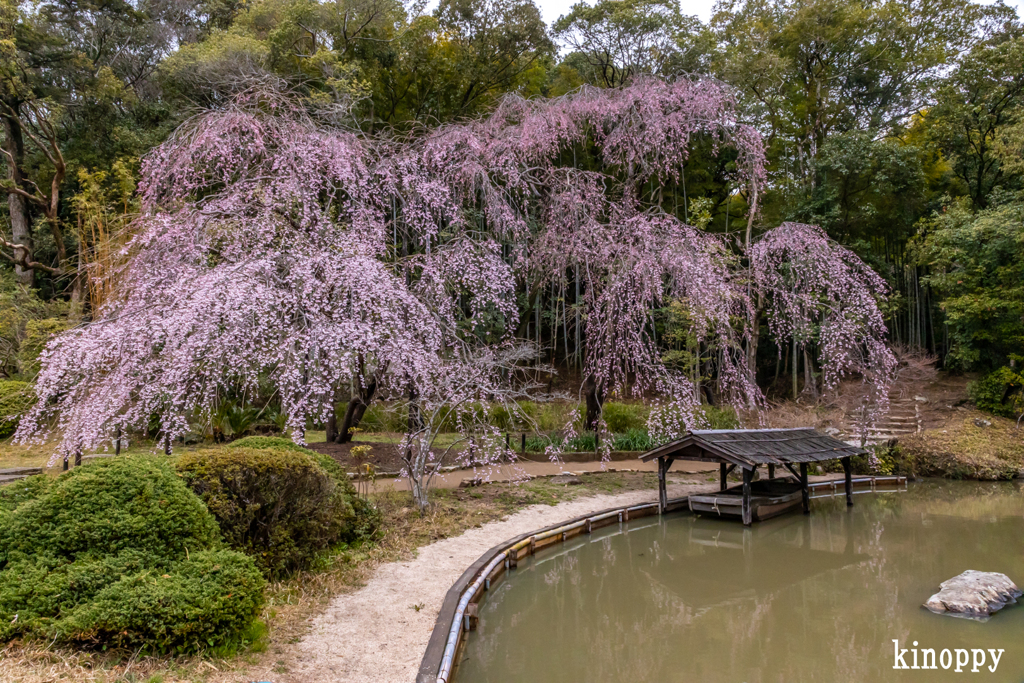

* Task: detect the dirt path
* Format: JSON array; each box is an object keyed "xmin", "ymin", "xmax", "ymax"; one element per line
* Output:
[
  {"xmin": 370, "ymin": 458, "xmax": 715, "ymax": 491},
  {"xmin": 279, "ymin": 479, "xmax": 716, "ymax": 683}
]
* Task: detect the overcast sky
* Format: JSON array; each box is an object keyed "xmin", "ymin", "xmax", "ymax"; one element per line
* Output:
[{"xmin": 523, "ymin": 0, "xmax": 1021, "ymax": 27}]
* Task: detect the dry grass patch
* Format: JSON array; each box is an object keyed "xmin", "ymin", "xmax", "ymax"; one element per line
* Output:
[{"xmin": 896, "ymin": 410, "xmax": 1024, "ymax": 480}]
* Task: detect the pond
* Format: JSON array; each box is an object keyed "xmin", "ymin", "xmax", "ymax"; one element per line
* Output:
[{"xmin": 454, "ymin": 481, "xmax": 1024, "ymax": 682}]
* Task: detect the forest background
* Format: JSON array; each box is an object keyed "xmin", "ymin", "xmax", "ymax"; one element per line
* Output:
[{"xmin": 2, "ymin": 0, "xmax": 1024, "ymax": 429}]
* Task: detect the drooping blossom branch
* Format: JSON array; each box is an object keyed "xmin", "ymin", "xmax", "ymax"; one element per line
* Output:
[
  {"xmin": 17, "ymin": 77, "xmax": 896, "ymax": 489},
  {"xmin": 749, "ymin": 222, "xmax": 898, "ymax": 429},
  {"xmin": 15, "ymin": 91, "xmax": 517, "ymax": 460}
]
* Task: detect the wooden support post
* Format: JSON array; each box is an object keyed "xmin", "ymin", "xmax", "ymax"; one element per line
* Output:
[
  {"xmin": 521, "ymin": 433, "xmax": 526, "ymax": 454},
  {"xmin": 842, "ymin": 456, "xmax": 853, "ymax": 507},
  {"xmin": 115, "ymin": 426, "xmax": 122, "ymax": 456},
  {"xmin": 741, "ymin": 467, "xmax": 753, "ymax": 526},
  {"xmin": 658, "ymin": 457, "xmax": 668, "ymax": 513},
  {"xmin": 62, "ymin": 453, "xmax": 69, "ymax": 471},
  {"xmin": 720, "ymin": 462, "xmax": 728, "ymax": 491},
  {"xmin": 768, "ymin": 463, "xmax": 775, "ymax": 480},
  {"xmin": 800, "ymin": 463, "xmax": 810, "ymax": 514}
]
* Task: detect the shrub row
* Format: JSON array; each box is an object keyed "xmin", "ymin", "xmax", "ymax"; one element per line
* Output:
[{"xmin": 348, "ymin": 400, "xmax": 737, "ymax": 438}]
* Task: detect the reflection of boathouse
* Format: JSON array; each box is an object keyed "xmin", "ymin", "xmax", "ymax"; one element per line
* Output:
[{"xmin": 641, "ymin": 429, "xmax": 865, "ymax": 524}]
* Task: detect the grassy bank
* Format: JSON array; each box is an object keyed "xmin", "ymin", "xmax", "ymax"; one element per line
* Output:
[{"xmin": 891, "ymin": 410, "xmax": 1024, "ymax": 480}]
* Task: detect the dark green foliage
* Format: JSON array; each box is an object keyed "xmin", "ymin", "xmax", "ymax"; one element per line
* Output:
[
  {"xmin": 0, "ymin": 457, "xmax": 220, "ymax": 567},
  {"xmin": 601, "ymin": 402, "xmax": 649, "ymax": 433},
  {"xmin": 969, "ymin": 367, "xmax": 1024, "ymax": 418},
  {"xmin": 178, "ymin": 447, "xmax": 377, "ymax": 578},
  {"xmin": 51, "ymin": 550, "xmax": 264, "ymax": 652},
  {"xmin": 917, "ymin": 197, "xmax": 1024, "ymax": 369},
  {"xmin": 565, "ymin": 433, "xmax": 597, "ymax": 452},
  {"xmin": 0, "ymin": 473, "xmax": 49, "ymax": 513},
  {"xmin": 0, "ymin": 380, "xmax": 34, "ymax": 438},
  {"xmin": 228, "ymin": 436, "xmax": 382, "ymax": 541},
  {"xmin": 0, "ymin": 457, "xmax": 264, "ymax": 652},
  {"xmin": 611, "ymin": 428, "xmax": 654, "ymax": 451}
]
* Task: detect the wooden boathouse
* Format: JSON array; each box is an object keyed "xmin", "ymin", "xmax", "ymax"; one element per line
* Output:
[{"xmin": 640, "ymin": 428, "xmax": 866, "ymax": 525}]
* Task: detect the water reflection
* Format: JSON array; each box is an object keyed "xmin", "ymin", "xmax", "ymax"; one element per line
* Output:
[{"xmin": 456, "ymin": 481, "xmax": 1024, "ymax": 683}]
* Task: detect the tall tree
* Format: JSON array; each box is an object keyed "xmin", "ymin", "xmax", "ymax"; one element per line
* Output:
[
  {"xmin": 1, "ymin": 0, "xmax": 183, "ymax": 289},
  {"xmin": 553, "ymin": 0, "xmax": 709, "ymax": 88},
  {"xmin": 925, "ymin": 30, "xmax": 1024, "ymax": 209}
]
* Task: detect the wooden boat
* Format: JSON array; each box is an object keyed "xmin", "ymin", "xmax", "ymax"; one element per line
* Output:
[{"xmin": 689, "ymin": 478, "xmax": 804, "ymax": 522}]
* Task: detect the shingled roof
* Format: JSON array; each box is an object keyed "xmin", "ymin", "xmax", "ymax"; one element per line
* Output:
[{"xmin": 638, "ymin": 428, "xmax": 864, "ymax": 468}]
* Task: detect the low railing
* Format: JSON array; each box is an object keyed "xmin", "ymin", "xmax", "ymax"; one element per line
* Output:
[{"xmin": 418, "ymin": 496, "xmax": 688, "ymax": 683}]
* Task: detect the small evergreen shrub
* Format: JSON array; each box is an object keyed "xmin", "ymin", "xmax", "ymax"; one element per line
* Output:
[
  {"xmin": 0, "ymin": 457, "xmax": 220, "ymax": 567},
  {"xmin": 228, "ymin": 435, "xmax": 310, "ymax": 453},
  {"xmin": 51, "ymin": 549, "xmax": 264, "ymax": 652},
  {"xmin": 0, "ymin": 380, "xmax": 34, "ymax": 438},
  {"xmin": 611, "ymin": 428, "xmax": 654, "ymax": 451},
  {"xmin": 179, "ymin": 446, "xmax": 377, "ymax": 578},
  {"xmin": 0, "ymin": 457, "xmax": 264, "ymax": 652},
  {"xmin": 0, "ymin": 473, "xmax": 50, "ymax": 513},
  {"xmin": 601, "ymin": 402, "xmax": 650, "ymax": 432},
  {"xmin": 227, "ymin": 436, "xmax": 379, "ymax": 536},
  {"xmin": 969, "ymin": 367, "xmax": 1024, "ymax": 418}
]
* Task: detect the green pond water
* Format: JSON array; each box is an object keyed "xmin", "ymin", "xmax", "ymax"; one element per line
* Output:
[{"xmin": 455, "ymin": 481, "xmax": 1024, "ymax": 682}]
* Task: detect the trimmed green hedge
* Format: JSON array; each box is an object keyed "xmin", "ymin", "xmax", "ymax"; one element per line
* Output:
[
  {"xmin": 0, "ymin": 457, "xmax": 264, "ymax": 652},
  {"xmin": 180, "ymin": 441, "xmax": 379, "ymax": 578}
]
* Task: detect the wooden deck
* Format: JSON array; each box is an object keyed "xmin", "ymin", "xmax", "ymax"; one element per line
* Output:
[{"xmin": 689, "ymin": 479, "xmax": 804, "ymax": 522}]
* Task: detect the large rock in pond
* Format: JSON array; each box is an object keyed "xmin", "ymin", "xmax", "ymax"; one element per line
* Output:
[{"xmin": 924, "ymin": 570, "xmax": 1022, "ymax": 619}]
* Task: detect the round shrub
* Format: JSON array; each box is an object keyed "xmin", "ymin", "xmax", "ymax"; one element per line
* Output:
[
  {"xmin": 228, "ymin": 436, "xmax": 380, "ymax": 543},
  {"xmin": 178, "ymin": 447, "xmax": 372, "ymax": 578},
  {"xmin": 0, "ymin": 457, "xmax": 220, "ymax": 567},
  {"xmin": 969, "ymin": 367, "xmax": 1024, "ymax": 418},
  {"xmin": 0, "ymin": 380, "xmax": 34, "ymax": 438},
  {"xmin": 0, "ymin": 457, "xmax": 264, "ymax": 652}
]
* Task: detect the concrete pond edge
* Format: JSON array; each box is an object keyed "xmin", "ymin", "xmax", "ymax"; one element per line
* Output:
[
  {"xmin": 415, "ymin": 494, "xmax": 691, "ymax": 683},
  {"xmin": 415, "ymin": 473, "xmax": 909, "ymax": 683}
]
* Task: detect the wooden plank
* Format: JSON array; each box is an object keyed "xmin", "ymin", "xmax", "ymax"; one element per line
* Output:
[
  {"xmin": 741, "ymin": 467, "xmax": 753, "ymax": 526},
  {"xmin": 658, "ymin": 457, "xmax": 668, "ymax": 513},
  {"xmin": 800, "ymin": 463, "xmax": 810, "ymax": 514},
  {"xmin": 842, "ymin": 456, "xmax": 853, "ymax": 507}
]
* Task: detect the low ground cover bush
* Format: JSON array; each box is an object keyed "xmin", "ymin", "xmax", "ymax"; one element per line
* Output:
[
  {"xmin": 0, "ymin": 457, "xmax": 264, "ymax": 652},
  {"xmin": 969, "ymin": 367, "xmax": 1024, "ymax": 418},
  {"xmin": 180, "ymin": 439, "xmax": 380, "ymax": 578}
]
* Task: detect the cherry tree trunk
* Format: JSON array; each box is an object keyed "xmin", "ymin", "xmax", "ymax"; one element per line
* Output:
[
  {"xmin": 336, "ymin": 375, "xmax": 378, "ymax": 444},
  {"xmin": 582, "ymin": 374, "xmax": 604, "ymax": 432},
  {"xmin": 325, "ymin": 403, "xmax": 338, "ymax": 442}
]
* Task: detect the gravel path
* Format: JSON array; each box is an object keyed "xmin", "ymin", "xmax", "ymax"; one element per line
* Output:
[{"xmin": 283, "ymin": 480, "xmax": 713, "ymax": 683}]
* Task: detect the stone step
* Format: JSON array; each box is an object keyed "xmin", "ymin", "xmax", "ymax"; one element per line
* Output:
[{"xmin": 0, "ymin": 474, "xmax": 28, "ymax": 485}]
